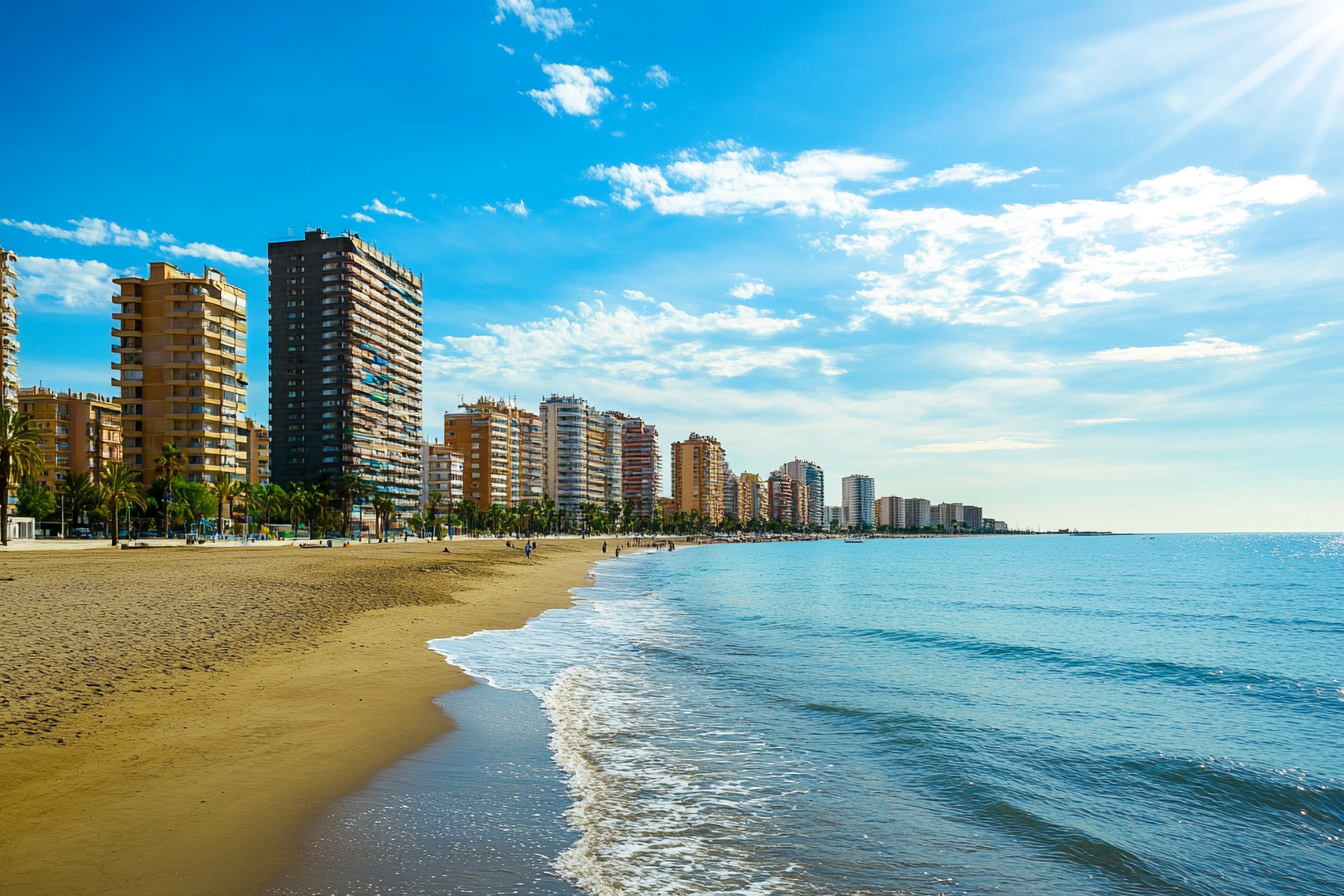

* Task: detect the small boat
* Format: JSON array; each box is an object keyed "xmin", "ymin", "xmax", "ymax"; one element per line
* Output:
[{"xmin": 843, "ymin": 536, "xmax": 866, "ymax": 544}]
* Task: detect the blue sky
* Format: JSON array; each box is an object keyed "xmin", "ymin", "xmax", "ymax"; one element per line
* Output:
[{"xmin": 2, "ymin": 0, "xmax": 1341, "ymax": 531}]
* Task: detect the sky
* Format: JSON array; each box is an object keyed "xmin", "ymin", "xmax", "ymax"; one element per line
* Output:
[{"xmin": 1, "ymin": 0, "xmax": 1341, "ymax": 532}]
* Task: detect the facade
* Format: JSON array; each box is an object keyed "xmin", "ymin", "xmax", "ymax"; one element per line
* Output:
[
  {"xmin": 614, "ymin": 413, "xmax": 659, "ymax": 518},
  {"xmin": 420, "ymin": 442, "xmax": 465, "ymax": 511},
  {"xmin": 875, "ymin": 495, "xmax": 906, "ymax": 529},
  {"xmin": 993, "ymin": 519, "xmax": 1009, "ymax": 532},
  {"xmin": 841, "ymin": 474, "xmax": 875, "ymax": 528},
  {"xmin": 670, "ymin": 433, "xmax": 725, "ymax": 524},
  {"xmin": 964, "ymin": 505, "xmax": 984, "ymax": 530},
  {"xmin": 822, "ymin": 505, "xmax": 842, "ymax": 529},
  {"xmin": 267, "ymin": 229, "xmax": 424, "ymax": 511},
  {"xmin": 737, "ymin": 472, "xmax": 764, "ymax": 521},
  {"xmin": 0, "ymin": 247, "xmax": 18, "ymax": 407},
  {"xmin": 520, "ymin": 408, "xmax": 545, "ymax": 503},
  {"xmin": 767, "ymin": 470, "xmax": 799, "ymax": 523},
  {"xmin": 931, "ymin": 502, "xmax": 964, "ymax": 528},
  {"xmin": 539, "ymin": 395, "xmax": 622, "ymax": 517},
  {"xmin": 781, "ymin": 458, "xmax": 824, "ymax": 527},
  {"xmin": 445, "ymin": 397, "xmax": 532, "ymax": 510},
  {"xmin": 903, "ymin": 497, "xmax": 931, "ymax": 528},
  {"xmin": 112, "ymin": 262, "xmax": 249, "ymax": 483},
  {"xmin": 16, "ymin": 387, "xmax": 123, "ymax": 490},
  {"xmin": 722, "ymin": 464, "xmax": 739, "ymax": 520},
  {"xmin": 243, "ymin": 418, "xmax": 270, "ymax": 485}
]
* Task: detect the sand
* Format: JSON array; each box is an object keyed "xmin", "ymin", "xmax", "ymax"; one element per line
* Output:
[{"xmin": 0, "ymin": 537, "xmax": 607, "ymax": 896}]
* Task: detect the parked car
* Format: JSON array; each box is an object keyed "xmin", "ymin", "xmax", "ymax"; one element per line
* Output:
[{"xmin": 71, "ymin": 528, "xmax": 93, "ymax": 539}]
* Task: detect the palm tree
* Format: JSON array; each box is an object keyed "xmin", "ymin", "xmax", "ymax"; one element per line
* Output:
[
  {"xmin": 456, "ymin": 498, "xmax": 477, "ymax": 536},
  {"xmin": 372, "ymin": 495, "xmax": 397, "ymax": 540},
  {"xmin": 153, "ymin": 442, "xmax": 186, "ymax": 537},
  {"xmin": 0, "ymin": 408, "xmax": 46, "ymax": 545},
  {"xmin": 60, "ymin": 472, "xmax": 101, "ymax": 530},
  {"xmin": 207, "ymin": 477, "xmax": 244, "ymax": 539},
  {"xmin": 100, "ymin": 463, "xmax": 146, "ymax": 546},
  {"xmin": 426, "ymin": 490, "xmax": 444, "ymax": 538},
  {"xmin": 333, "ymin": 473, "xmax": 372, "ymax": 536},
  {"xmin": 538, "ymin": 494, "xmax": 556, "ymax": 536}
]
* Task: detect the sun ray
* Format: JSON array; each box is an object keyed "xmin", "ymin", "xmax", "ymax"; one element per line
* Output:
[{"xmin": 1303, "ymin": 56, "xmax": 1344, "ymax": 168}]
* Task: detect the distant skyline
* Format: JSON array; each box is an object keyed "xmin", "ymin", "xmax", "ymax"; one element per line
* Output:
[{"xmin": 2, "ymin": 0, "xmax": 1341, "ymax": 532}]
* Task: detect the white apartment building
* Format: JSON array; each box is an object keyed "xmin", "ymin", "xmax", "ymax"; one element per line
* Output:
[
  {"xmin": 420, "ymin": 441, "xmax": 464, "ymax": 511},
  {"xmin": 841, "ymin": 474, "xmax": 875, "ymax": 528}
]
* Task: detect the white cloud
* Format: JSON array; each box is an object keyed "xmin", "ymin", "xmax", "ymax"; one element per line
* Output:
[
  {"xmin": 364, "ymin": 198, "xmax": 417, "ymax": 220},
  {"xmin": 1295, "ymin": 319, "xmax": 1341, "ymax": 340},
  {"xmin": 427, "ymin": 299, "xmax": 839, "ymax": 381},
  {"xmin": 502, "ymin": 199, "xmax": 529, "ymax": 217},
  {"xmin": 1069, "ymin": 417, "xmax": 1137, "ymax": 426},
  {"xmin": 567, "ymin": 194, "xmax": 604, "ymax": 207},
  {"xmin": 528, "ymin": 63, "xmax": 613, "ymax": 117},
  {"xmin": 161, "ymin": 242, "xmax": 268, "ymax": 270},
  {"xmin": 843, "ymin": 166, "xmax": 1323, "ymax": 325},
  {"xmin": 1087, "ymin": 334, "xmax": 1261, "ymax": 363},
  {"xmin": 12, "ymin": 257, "xmax": 132, "ymax": 311},
  {"xmin": 905, "ymin": 437, "xmax": 1055, "ymax": 453},
  {"xmin": 498, "ymin": 43, "xmax": 515, "ymax": 55},
  {"xmin": 494, "ymin": 0, "xmax": 575, "ymax": 40},
  {"xmin": 925, "ymin": 163, "xmax": 1040, "ymax": 188},
  {"xmin": 590, "ymin": 144, "xmax": 902, "ymax": 218},
  {"xmin": 348, "ymin": 212, "xmax": 376, "ymax": 223},
  {"xmin": 641, "ymin": 101, "xmax": 657, "ymax": 111},
  {"xmin": 622, "ymin": 289, "xmax": 655, "ymax": 302},
  {"xmin": 2, "ymin": 216, "xmax": 155, "ymax": 248},
  {"xmin": 646, "ymin": 64, "xmax": 673, "ymax": 88},
  {"xmin": 729, "ymin": 277, "xmax": 774, "ymax": 300}
]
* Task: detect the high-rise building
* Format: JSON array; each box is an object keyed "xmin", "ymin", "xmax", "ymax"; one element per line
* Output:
[
  {"xmin": 0, "ymin": 247, "xmax": 18, "ymax": 408},
  {"xmin": 781, "ymin": 458, "xmax": 824, "ymax": 527},
  {"xmin": 875, "ymin": 495, "xmax": 906, "ymax": 528},
  {"xmin": 614, "ymin": 413, "xmax": 659, "ymax": 518},
  {"xmin": 242, "ymin": 418, "xmax": 270, "ymax": 486},
  {"xmin": 540, "ymin": 395, "xmax": 623, "ymax": 518},
  {"xmin": 822, "ymin": 505, "xmax": 842, "ymax": 528},
  {"xmin": 767, "ymin": 469, "xmax": 800, "ymax": 522},
  {"xmin": 722, "ymin": 463, "xmax": 740, "ymax": 520},
  {"xmin": 16, "ymin": 387, "xmax": 123, "ymax": 490},
  {"xmin": 421, "ymin": 442, "xmax": 465, "ymax": 511},
  {"xmin": 445, "ymin": 397, "xmax": 531, "ymax": 510},
  {"xmin": 841, "ymin": 474, "xmax": 875, "ymax": 528},
  {"xmin": 267, "ymin": 229, "xmax": 424, "ymax": 511},
  {"xmin": 903, "ymin": 497, "xmax": 931, "ymax": 527},
  {"xmin": 737, "ymin": 472, "xmax": 764, "ymax": 521},
  {"xmin": 670, "ymin": 433, "xmax": 725, "ymax": 524},
  {"xmin": 112, "ymin": 262, "xmax": 249, "ymax": 483},
  {"xmin": 520, "ymin": 408, "xmax": 545, "ymax": 503},
  {"xmin": 964, "ymin": 505, "xmax": 983, "ymax": 530},
  {"xmin": 931, "ymin": 502, "xmax": 964, "ymax": 528}
]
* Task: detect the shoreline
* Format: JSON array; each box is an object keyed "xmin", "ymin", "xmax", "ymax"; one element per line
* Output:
[{"xmin": 0, "ymin": 538, "xmax": 607, "ymax": 896}]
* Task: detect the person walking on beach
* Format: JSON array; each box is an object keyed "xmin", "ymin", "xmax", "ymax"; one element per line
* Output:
[
  {"xmin": 602, "ymin": 541, "xmax": 608, "ymax": 554},
  {"xmin": 525, "ymin": 543, "xmax": 532, "ymax": 560}
]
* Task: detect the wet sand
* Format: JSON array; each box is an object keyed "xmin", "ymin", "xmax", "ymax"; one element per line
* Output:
[{"xmin": 0, "ymin": 538, "xmax": 605, "ymax": 896}]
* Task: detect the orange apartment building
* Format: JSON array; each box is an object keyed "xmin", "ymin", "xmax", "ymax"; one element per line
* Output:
[
  {"xmin": 15, "ymin": 386, "xmax": 123, "ymax": 490},
  {"xmin": 443, "ymin": 397, "xmax": 542, "ymax": 510},
  {"xmin": 670, "ymin": 432, "xmax": 726, "ymax": 524}
]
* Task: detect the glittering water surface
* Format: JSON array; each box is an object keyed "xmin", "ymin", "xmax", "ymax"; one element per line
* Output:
[{"xmin": 288, "ymin": 534, "xmax": 1344, "ymax": 895}]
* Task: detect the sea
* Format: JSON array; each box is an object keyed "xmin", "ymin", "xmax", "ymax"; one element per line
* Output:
[{"xmin": 268, "ymin": 534, "xmax": 1344, "ymax": 896}]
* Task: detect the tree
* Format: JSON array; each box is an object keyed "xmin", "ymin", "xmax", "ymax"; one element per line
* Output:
[
  {"xmin": 0, "ymin": 408, "xmax": 45, "ymax": 545},
  {"xmin": 372, "ymin": 495, "xmax": 397, "ymax": 540},
  {"xmin": 456, "ymin": 498, "xmax": 477, "ymax": 536},
  {"xmin": 153, "ymin": 443, "xmax": 186, "ymax": 537},
  {"xmin": 60, "ymin": 473, "xmax": 101, "ymax": 528},
  {"xmin": 409, "ymin": 512, "xmax": 425, "ymax": 538},
  {"xmin": 334, "ymin": 473, "xmax": 372, "ymax": 536},
  {"xmin": 100, "ymin": 463, "xmax": 146, "ymax": 546},
  {"xmin": 426, "ymin": 491, "xmax": 444, "ymax": 538},
  {"xmin": 207, "ymin": 477, "xmax": 244, "ymax": 538},
  {"xmin": 16, "ymin": 476, "xmax": 55, "ymax": 522}
]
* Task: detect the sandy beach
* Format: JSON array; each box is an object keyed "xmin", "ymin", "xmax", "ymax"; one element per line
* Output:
[{"xmin": 0, "ymin": 538, "xmax": 607, "ymax": 896}]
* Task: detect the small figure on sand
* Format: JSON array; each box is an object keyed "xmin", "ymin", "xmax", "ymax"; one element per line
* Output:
[
  {"xmin": 525, "ymin": 543, "xmax": 532, "ymax": 560},
  {"xmin": 602, "ymin": 541, "xmax": 608, "ymax": 554},
  {"xmin": 442, "ymin": 547, "xmax": 451, "ymax": 553},
  {"xmin": 615, "ymin": 547, "xmax": 621, "ymax": 558}
]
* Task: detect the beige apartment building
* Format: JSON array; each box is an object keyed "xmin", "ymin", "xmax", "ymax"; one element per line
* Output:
[
  {"xmin": 444, "ymin": 397, "xmax": 541, "ymax": 510},
  {"xmin": 539, "ymin": 395, "xmax": 622, "ymax": 518},
  {"xmin": 738, "ymin": 471, "xmax": 765, "ymax": 521},
  {"xmin": 670, "ymin": 433, "xmax": 725, "ymax": 524},
  {"xmin": 112, "ymin": 262, "xmax": 249, "ymax": 484},
  {"xmin": 420, "ymin": 441, "xmax": 465, "ymax": 511},
  {"xmin": 613, "ymin": 412, "xmax": 659, "ymax": 518},
  {"xmin": 16, "ymin": 387, "xmax": 123, "ymax": 490},
  {"xmin": 1, "ymin": 247, "xmax": 17, "ymax": 408},
  {"xmin": 242, "ymin": 417, "xmax": 270, "ymax": 485}
]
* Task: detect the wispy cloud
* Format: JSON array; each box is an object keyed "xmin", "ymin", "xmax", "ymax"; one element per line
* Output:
[
  {"xmin": 348, "ymin": 212, "xmax": 376, "ymax": 223},
  {"xmin": 924, "ymin": 162, "xmax": 1040, "ymax": 187},
  {"xmin": 843, "ymin": 166, "xmax": 1323, "ymax": 325},
  {"xmin": 645, "ymin": 64, "xmax": 673, "ymax": 88},
  {"xmin": 501, "ymin": 199, "xmax": 529, "ymax": 217},
  {"xmin": 905, "ymin": 437, "xmax": 1056, "ymax": 453},
  {"xmin": 2, "ymin": 216, "xmax": 158, "ymax": 248},
  {"xmin": 567, "ymin": 194, "xmax": 604, "ymax": 207},
  {"xmin": 363, "ymin": 198, "xmax": 417, "ymax": 220},
  {"xmin": 729, "ymin": 276, "xmax": 774, "ymax": 300},
  {"xmin": 1087, "ymin": 334, "xmax": 1261, "ymax": 363},
  {"xmin": 428, "ymin": 299, "xmax": 839, "ymax": 381},
  {"xmin": 622, "ymin": 289, "xmax": 655, "ymax": 302},
  {"xmin": 498, "ymin": 43, "xmax": 515, "ymax": 55},
  {"xmin": 494, "ymin": 0, "xmax": 575, "ymax": 40},
  {"xmin": 13, "ymin": 257, "xmax": 133, "ymax": 311},
  {"xmin": 1295, "ymin": 319, "xmax": 1341, "ymax": 340},
  {"xmin": 161, "ymin": 242, "xmax": 268, "ymax": 270},
  {"xmin": 528, "ymin": 63, "xmax": 613, "ymax": 117},
  {"xmin": 590, "ymin": 143, "xmax": 902, "ymax": 218},
  {"xmin": 1068, "ymin": 417, "xmax": 1137, "ymax": 426}
]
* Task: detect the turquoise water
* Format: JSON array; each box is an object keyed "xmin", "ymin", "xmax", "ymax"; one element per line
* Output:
[{"xmin": 281, "ymin": 534, "xmax": 1344, "ymax": 895}]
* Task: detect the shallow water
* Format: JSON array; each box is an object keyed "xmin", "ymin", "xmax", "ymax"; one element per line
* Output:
[{"xmin": 284, "ymin": 534, "xmax": 1344, "ymax": 895}]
